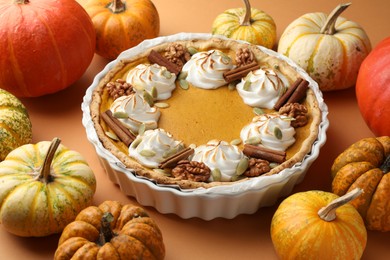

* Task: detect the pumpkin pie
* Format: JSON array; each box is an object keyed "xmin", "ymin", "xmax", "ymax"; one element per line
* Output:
[{"xmin": 88, "ymin": 36, "xmax": 323, "ymax": 190}]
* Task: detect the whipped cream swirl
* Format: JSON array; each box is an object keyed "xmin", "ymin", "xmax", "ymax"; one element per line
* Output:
[
  {"xmin": 182, "ymin": 50, "xmax": 234, "ymax": 89},
  {"xmin": 129, "ymin": 129, "xmax": 184, "ymax": 168},
  {"xmin": 236, "ymin": 68, "xmax": 289, "ymax": 109},
  {"xmin": 191, "ymin": 140, "xmax": 245, "ymax": 182},
  {"xmin": 240, "ymin": 113, "xmax": 296, "ymax": 151},
  {"xmin": 110, "ymin": 94, "xmax": 160, "ymax": 134},
  {"xmin": 126, "ymin": 63, "xmax": 176, "ymax": 100}
]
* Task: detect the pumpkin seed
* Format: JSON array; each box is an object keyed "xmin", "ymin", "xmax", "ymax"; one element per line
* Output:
[
  {"xmin": 151, "ymin": 86, "xmax": 158, "ymax": 99},
  {"xmin": 154, "ymin": 102, "xmax": 170, "ymax": 108},
  {"xmin": 243, "ymin": 80, "xmax": 251, "ymax": 91},
  {"xmin": 236, "ymin": 157, "xmax": 249, "ymax": 176},
  {"xmin": 139, "ymin": 149, "xmax": 156, "ymax": 157},
  {"xmin": 230, "ymin": 138, "xmax": 242, "ymax": 146},
  {"xmin": 273, "ymin": 64, "xmax": 280, "ymax": 70},
  {"xmin": 178, "ymin": 71, "xmax": 188, "ymax": 80},
  {"xmin": 211, "ymin": 168, "xmax": 222, "ymax": 182},
  {"xmin": 143, "ymin": 90, "xmax": 154, "ymax": 106},
  {"xmin": 189, "ymin": 143, "xmax": 197, "ymax": 149},
  {"xmin": 228, "ymin": 82, "xmax": 237, "ymax": 91},
  {"xmin": 269, "ymin": 162, "xmax": 279, "ymax": 169},
  {"xmin": 105, "ymin": 131, "xmax": 119, "ymax": 141},
  {"xmin": 253, "ymin": 107, "xmax": 264, "ymax": 115},
  {"xmin": 179, "ymin": 79, "xmax": 189, "ymax": 90},
  {"xmin": 187, "ymin": 46, "xmax": 198, "ymax": 55},
  {"xmin": 245, "ymin": 136, "xmax": 262, "ymax": 145},
  {"xmin": 162, "ymin": 70, "xmax": 172, "ymax": 79},
  {"xmin": 131, "ymin": 137, "xmax": 142, "ymax": 148},
  {"xmin": 112, "ymin": 111, "xmax": 129, "ymax": 119},
  {"xmin": 220, "ymin": 52, "xmax": 231, "ymax": 64},
  {"xmin": 138, "ymin": 123, "xmax": 146, "ymax": 136},
  {"xmin": 274, "ymin": 127, "xmax": 283, "ymax": 140}
]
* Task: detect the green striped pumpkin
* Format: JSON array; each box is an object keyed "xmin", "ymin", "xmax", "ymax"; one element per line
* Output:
[
  {"xmin": 277, "ymin": 3, "xmax": 371, "ymax": 91},
  {"xmin": 211, "ymin": 0, "xmax": 276, "ymax": 49},
  {"xmin": 0, "ymin": 138, "xmax": 96, "ymax": 237},
  {"xmin": 0, "ymin": 88, "xmax": 32, "ymax": 160}
]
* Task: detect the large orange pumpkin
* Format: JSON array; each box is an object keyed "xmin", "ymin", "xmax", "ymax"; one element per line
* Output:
[
  {"xmin": 0, "ymin": 0, "xmax": 96, "ymax": 97},
  {"xmin": 81, "ymin": 0, "xmax": 160, "ymax": 60},
  {"xmin": 356, "ymin": 37, "xmax": 390, "ymax": 136}
]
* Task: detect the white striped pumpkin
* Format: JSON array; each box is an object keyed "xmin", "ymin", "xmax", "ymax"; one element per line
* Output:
[
  {"xmin": 277, "ymin": 3, "xmax": 371, "ymax": 91},
  {"xmin": 0, "ymin": 138, "xmax": 96, "ymax": 237},
  {"xmin": 0, "ymin": 89, "xmax": 32, "ymax": 161},
  {"xmin": 211, "ymin": 0, "xmax": 276, "ymax": 49}
]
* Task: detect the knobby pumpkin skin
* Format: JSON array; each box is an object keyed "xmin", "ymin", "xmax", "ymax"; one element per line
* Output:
[
  {"xmin": 0, "ymin": 89, "xmax": 32, "ymax": 161},
  {"xmin": 0, "ymin": 0, "xmax": 96, "ymax": 97},
  {"xmin": 211, "ymin": 0, "xmax": 276, "ymax": 49},
  {"xmin": 331, "ymin": 136, "xmax": 390, "ymax": 231},
  {"xmin": 277, "ymin": 3, "xmax": 371, "ymax": 91},
  {"xmin": 80, "ymin": 0, "xmax": 160, "ymax": 60},
  {"xmin": 356, "ymin": 37, "xmax": 390, "ymax": 136},
  {"xmin": 271, "ymin": 189, "xmax": 367, "ymax": 260},
  {"xmin": 0, "ymin": 138, "xmax": 96, "ymax": 237},
  {"xmin": 54, "ymin": 200, "xmax": 165, "ymax": 260}
]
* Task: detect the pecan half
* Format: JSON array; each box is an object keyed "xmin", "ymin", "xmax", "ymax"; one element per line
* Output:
[
  {"xmin": 236, "ymin": 47, "xmax": 255, "ymax": 67},
  {"xmin": 164, "ymin": 43, "xmax": 191, "ymax": 68},
  {"xmin": 279, "ymin": 102, "xmax": 308, "ymax": 127},
  {"xmin": 106, "ymin": 79, "xmax": 135, "ymax": 100},
  {"xmin": 244, "ymin": 158, "xmax": 271, "ymax": 177},
  {"xmin": 171, "ymin": 160, "xmax": 211, "ymax": 182}
]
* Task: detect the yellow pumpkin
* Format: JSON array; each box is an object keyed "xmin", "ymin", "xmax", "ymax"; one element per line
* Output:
[
  {"xmin": 211, "ymin": 0, "xmax": 276, "ymax": 49},
  {"xmin": 271, "ymin": 189, "xmax": 367, "ymax": 260},
  {"xmin": 80, "ymin": 0, "xmax": 160, "ymax": 59},
  {"xmin": 0, "ymin": 89, "xmax": 32, "ymax": 161},
  {"xmin": 331, "ymin": 136, "xmax": 390, "ymax": 231},
  {"xmin": 55, "ymin": 200, "xmax": 165, "ymax": 260},
  {"xmin": 0, "ymin": 138, "xmax": 96, "ymax": 237},
  {"xmin": 277, "ymin": 3, "xmax": 371, "ymax": 91}
]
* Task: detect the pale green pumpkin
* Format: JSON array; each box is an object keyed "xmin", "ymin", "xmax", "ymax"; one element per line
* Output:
[
  {"xmin": 211, "ymin": 0, "xmax": 276, "ymax": 49},
  {"xmin": 0, "ymin": 88, "xmax": 32, "ymax": 160},
  {"xmin": 0, "ymin": 138, "xmax": 96, "ymax": 237}
]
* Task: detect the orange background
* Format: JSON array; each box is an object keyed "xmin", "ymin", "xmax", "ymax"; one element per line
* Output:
[{"xmin": 1, "ymin": 0, "xmax": 390, "ymax": 259}]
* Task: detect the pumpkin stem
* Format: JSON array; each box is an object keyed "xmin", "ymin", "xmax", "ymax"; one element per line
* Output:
[
  {"xmin": 241, "ymin": 0, "xmax": 252, "ymax": 26},
  {"xmin": 108, "ymin": 0, "xmax": 126, "ymax": 13},
  {"xmin": 98, "ymin": 212, "xmax": 115, "ymax": 245},
  {"xmin": 318, "ymin": 188, "xmax": 363, "ymax": 222},
  {"xmin": 39, "ymin": 137, "xmax": 61, "ymax": 184},
  {"xmin": 14, "ymin": 0, "xmax": 29, "ymax": 4},
  {"xmin": 320, "ymin": 2, "xmax": 351, "ymax": 35},
  {"xmin": 380, "ymin": 154, "xmax": 390, "ymax": 173}
]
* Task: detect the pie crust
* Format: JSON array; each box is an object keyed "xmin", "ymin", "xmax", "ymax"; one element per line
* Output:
[{"xmin": 89, "ymin": 37, "xmax": 322, "ymax": 190}]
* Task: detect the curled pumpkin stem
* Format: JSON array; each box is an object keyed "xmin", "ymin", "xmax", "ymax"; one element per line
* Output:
[
  {"xmin": 318, "ymin": 188, "xmax": 363, "ymax": 221},
  {"xmin": 241, "ymin": 0, "xmax": 252, "ymax": 26},
  {"xmin": 39, "ymin": 137, "xmax": 61, "ymax": 184},
  {"xmin": 320, "ymin": 2, "xmax": 351, "ymax": 35}
]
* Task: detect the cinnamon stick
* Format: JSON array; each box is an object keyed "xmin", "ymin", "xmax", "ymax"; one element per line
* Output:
[
  {"xmin": 286, "ymin": 79, "xmax": 309, "ymax": 104},
  {"xmin": 101, "ymin": 110, "xmax": 135, "ymax": 146},
  {"xmin": 159, "ymin": 147, "xmax": 195, "ymax": 169},
  {"xmin": 274, "ymin": 77, "xmax": 304, "ymax": 110},
  {"xmin": 148, "ymin": 50, "xmax": 181, "ymax": 75},
  {"xmin": 243, "ymin": 144, "xmax": 286, "ymax": 164},
  {"xmin": 223, "ymin": 62, "xmax": 260, "ymax": 83}
]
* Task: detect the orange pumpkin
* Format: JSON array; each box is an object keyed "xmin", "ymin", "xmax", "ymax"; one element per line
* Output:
[
  {"xmin": 54, "ymin": 200, "xmax": 165, "ymax": 259},
  {"xmin": 331, "ymin": 136, "xmax": 390, "ymax": 231},
  {"xmin": 271, "ymin": 189, "xmax": 367, "ymax": 259},
  {"xmin": 0, "ymin": 0, "xmax": 96, "ymax": 97},
  {"xmin": 81, "ymin": 0, "xmax": 160, "ymax": 60}
]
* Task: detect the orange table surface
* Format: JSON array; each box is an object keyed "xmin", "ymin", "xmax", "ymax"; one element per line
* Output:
[{"xmin": 1, "ymin": 0, "xmax": 389, "ymax": 259}]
